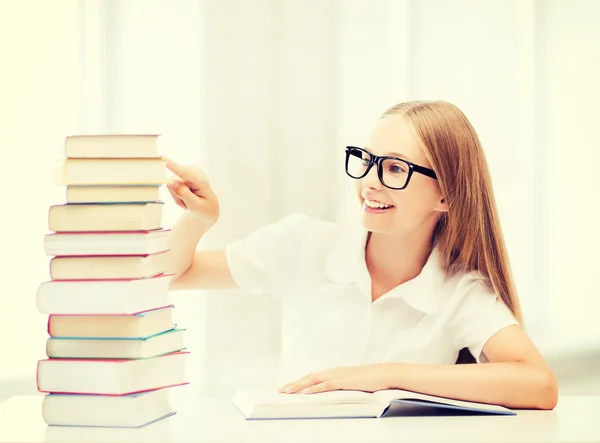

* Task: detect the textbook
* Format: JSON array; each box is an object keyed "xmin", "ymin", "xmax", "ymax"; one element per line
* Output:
[
  {"xmin": 37, "ymin": 351, "xmax": 188, "ymax": 395},
  {"xmin": 42, "ymin": 387, "xmax": 175, "ymax": 428},
  {"xmin": 232, "ymin": 388, "xmax": 516, "ymax": 419},
  {"xmin": 64, "ymin": 134, "xmax": 161, "ymax": 158},
  {"xmin": 36, "ymin": 274, "xmax": 173, "ymax": 315},
  {"xmin": 53, "ymin": 158, "xmax": 166, "ymax": 186},
  {"xmin": 47, "ymin": 306, "xmax": 175, "ymax": 338},
  {"xmin": 43, "ymin": 229, "xmax": 170, "ymax": 256},
  {"xmin": 48, "ymin": 202, "xmax": 164, "ymax": 232},
  {"xmin": 46, "ymin": 328, "xmax": 185, "ymax": 359},
  {"xmin": 66, "ymin": 185, "xmax": 161, "ymax": 203}
]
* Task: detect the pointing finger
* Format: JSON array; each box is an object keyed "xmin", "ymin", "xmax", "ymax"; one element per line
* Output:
[{"xmin": 163, "ymin": 157, "xmax": 194, "ymax": 182}]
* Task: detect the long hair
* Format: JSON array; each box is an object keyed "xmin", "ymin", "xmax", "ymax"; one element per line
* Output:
[{"xmin": 381, "ymin": 101, "xmax": 522, "ymax": 363}]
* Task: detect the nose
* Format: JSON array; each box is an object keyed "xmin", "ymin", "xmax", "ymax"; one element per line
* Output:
[{"xmin": 361, "ymin": 162, "xmax": 383, "ymax": 190}]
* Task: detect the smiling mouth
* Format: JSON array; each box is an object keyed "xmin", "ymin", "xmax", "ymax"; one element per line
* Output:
[{"xmin": 364, "ymin": 199, "xmax": 395, "ymax": 210}]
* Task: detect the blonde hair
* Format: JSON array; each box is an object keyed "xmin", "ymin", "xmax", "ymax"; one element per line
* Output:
[{"xmin": 381, "ymin": 100, "xmax": 522, "ymax": 326}]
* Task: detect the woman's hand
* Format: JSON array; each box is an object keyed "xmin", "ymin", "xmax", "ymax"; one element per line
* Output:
[
  {"xmin": 279, "ymin": 364, "xmax": 393, "ymax": 394},
  {"xmin": 164, "ymin": 157, "xmax": 220, "ymax": 228}
]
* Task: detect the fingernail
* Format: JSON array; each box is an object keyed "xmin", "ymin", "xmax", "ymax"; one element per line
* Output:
[{"xmin": 169, "ymin": 181, "xmax": 178, "ymax": 189}]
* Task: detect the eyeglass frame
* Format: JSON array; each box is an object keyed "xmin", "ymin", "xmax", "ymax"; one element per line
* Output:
[{"xmin": 344, "ymin": 146, "xmax": 438, "ymax": 190}]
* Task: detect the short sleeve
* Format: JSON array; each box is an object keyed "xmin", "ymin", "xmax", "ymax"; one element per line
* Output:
[
  {"xmin": 225, "ymin": 213, "xmax": 317, "ymax": 295},
  {"xmin": 447, "ymin": 277, "xmax": 519, "ymax": 363}
]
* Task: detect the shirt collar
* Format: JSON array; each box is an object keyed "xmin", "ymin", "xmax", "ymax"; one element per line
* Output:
[{"xmin": 324, "ymin": 221, "xmax": 446, "ymax": 314}]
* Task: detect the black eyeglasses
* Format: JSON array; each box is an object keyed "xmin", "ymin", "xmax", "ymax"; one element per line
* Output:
[{"xmin": 345, "ymin": 146, "xmax": 437, "ymax": 190}]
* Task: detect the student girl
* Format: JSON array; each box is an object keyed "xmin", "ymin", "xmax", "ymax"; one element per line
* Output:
[{"xmin": 163, "ymin": 100, "xmax": 558, "ymax": 410}]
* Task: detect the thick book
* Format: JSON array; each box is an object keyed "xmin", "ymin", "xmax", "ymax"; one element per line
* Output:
[
  {"xmin": 37, "ymin": 274, "xmax": 173, "ymax": 315},
  {"xmin": 48, "ymin": 202, "xmax": 163, "ymax": 232},
  {"xmin": 46, "ymin": 328, "xmax": 185, "ymax": 359},
  {"xmin": 64, "ymin": 134, "xmax": 161, "ymax": 159},
  {"xmin": 44, "ymin": 229, "xmax": 170, "ymax": 256},
  {"xmin": 37, "ymin": 351, "xmax": 188, "ymax": 395},
  {"xmin": 53, "ymin": 158, "xmax": 166, "ymax": 185},
  {"xmin": 66, "ymin": 185, "xmax": 161, "ymax": 203},
  {"xmin": 42, "ymin": 387, "xmax": 176, "ymax": 428},
  {"xmin": 48, "ymin": 306, "xmax": 175, "ymax": 338},
  {"xmin": 49, "ymin": 251, "xmax": 166, "ymax": 280},
  {"xmin": 232, "ymin": 388, "xmax": 515, "ymax": 419}
]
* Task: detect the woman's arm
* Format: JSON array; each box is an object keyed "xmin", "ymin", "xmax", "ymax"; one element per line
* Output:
[
  {"xmin": 163, "ymin": 212, "xmax": 238, "ymax": 290},
  {"xmin": 380, "ymin": 325, "xmax": 557, "ymax": 409},
  {"xmin": 163, "ymin": 158, "xmax": 238, "ymax": 290},
  {"xmin": 281, "ymin": 325, "xmax": 558, "ymax": 410}
]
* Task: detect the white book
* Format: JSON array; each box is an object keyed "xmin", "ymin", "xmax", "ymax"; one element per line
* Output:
[
  {"xmin": 53, "ymin": 158, "xmax": 166, "ymax": 186},
  {"xmin": 232, "ymin": 388, "xmax": 515, "ymax": 420},
  {"xmin": 42, "ymin": 387, "xmax": 175, "ymax": 428},
  {"xmin": 49, "ymin": 252, "xmax": 166, "ymax": 280},
  {"xmin": 44, "ymin": 230, "xmax": 170, "ymax": 256},
  {"xmin": 66, "ymin": 185, "xmax": 161, "ymax": 203},
  {"xmin": 48, "ymin": 306, "xmax": 175, "ymax": 339},
  {"xmin": 37, "ymin": 351, "xmax": 188, "ymax": 395},
  {"xmin": 64, "ymin": 134, "xmax": 161, "ymax": 159},
  {"xmin": 48, "ymin": 202, "xmax": 163, "ymax": 232},
  {"xmin": 36, "ymin": 274, "xmax": 173, "ymax": 315}
]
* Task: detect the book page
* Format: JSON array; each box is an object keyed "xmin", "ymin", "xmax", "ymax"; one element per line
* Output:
[
  {"xmin": 235, "ymin": 388, "xmax": 378, "ymax": 407},
  {"xmin": 372, "ymin": 389, "xmax": 512, "ymax": 413}
]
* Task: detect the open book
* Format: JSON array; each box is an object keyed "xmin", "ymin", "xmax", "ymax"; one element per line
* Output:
[{"xmin": 232, "ymin": 388, "xmax": 515, "ymax": 419}]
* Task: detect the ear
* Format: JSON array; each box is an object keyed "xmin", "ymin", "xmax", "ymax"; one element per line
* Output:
[{"xmin": 434, "ymin": 196, "xmax": 449, "ymax": 213}]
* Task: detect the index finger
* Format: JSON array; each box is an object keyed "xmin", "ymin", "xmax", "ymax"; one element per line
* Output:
[{"xmin": 163, "ymin": 157, "xmax": 192, "ymax": 181}]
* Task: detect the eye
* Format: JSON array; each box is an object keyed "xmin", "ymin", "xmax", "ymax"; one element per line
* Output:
[{"xmin": 389, "ymin": 163, "xmax": 408, "ymax": 174}]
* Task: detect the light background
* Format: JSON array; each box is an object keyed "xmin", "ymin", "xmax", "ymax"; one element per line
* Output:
[{"xmin": 0, "ymin": 0, "xmax": 598, "ymax": 397}]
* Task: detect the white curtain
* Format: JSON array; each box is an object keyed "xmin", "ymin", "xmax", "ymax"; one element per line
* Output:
[{"xmin": 1, "ymin": 0, "xmax": 598, "ymax": 396}]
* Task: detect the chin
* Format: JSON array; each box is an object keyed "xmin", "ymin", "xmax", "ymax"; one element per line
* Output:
[{"xmin": 360, "ymin": 212, "xmax": 396, "ymax": 234}]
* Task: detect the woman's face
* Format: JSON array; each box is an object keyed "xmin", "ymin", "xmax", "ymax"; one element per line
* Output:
[{"xmin": 355, "ymin": 114, "xmax": 446, "ymax": 236}]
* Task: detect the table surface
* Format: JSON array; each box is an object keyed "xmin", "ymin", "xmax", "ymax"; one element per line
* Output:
[{"xmin": 0, "ymin": 392, "xmax": 598, "ymax": 443}]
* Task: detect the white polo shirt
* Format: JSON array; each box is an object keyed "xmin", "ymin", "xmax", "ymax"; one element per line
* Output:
[{"xmin": 225, "ymin": 213, "xmax": 518, "ymax": 384}]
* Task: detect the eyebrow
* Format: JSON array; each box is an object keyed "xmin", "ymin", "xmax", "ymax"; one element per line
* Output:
[
  {"xmin": 365, "ymin": 146, "xmax": 414, "ymax": 162},
  {"xmin": 386, "ymin": 151, "xmax": 413, "ymax": 161}
]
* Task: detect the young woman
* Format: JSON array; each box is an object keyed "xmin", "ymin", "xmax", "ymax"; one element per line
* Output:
[{"xmin": 164, "ymin": 100, "xmax": 558, "ymax": 410}]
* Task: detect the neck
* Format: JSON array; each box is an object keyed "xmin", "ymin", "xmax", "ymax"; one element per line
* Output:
[{"xmin": 365, "ymin": 227, "xmax": 435, "ymax": 290}]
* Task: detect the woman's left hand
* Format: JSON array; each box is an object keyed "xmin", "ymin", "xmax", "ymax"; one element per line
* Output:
[{"xmin": 278, "ymin": 364, "xmax": 393, "ymax": 394}]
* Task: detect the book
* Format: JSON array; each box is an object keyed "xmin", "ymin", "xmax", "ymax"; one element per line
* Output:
[
  {"xmin": 37, "ymin": 274, "xmax": 173, "ymax": 315},
  {"xmin": 46, "ymin": 328, "xmax": 185, "ymax": 359},
  {"xmin": 37, "ymin": 351, "xmax": 188, "ymax": 395},
  {"xmin": 49, "ymin": 251, "xmax": 166, "ymax": 280},
  {"xmin": 37, "ymin": 133, "xmax": 187, "ymax": 429},
  {"xmin": 53, "ymin": 158, "xmax": 166, "ymax": 186},
  {"xmin": 42, "ymin": 387, "xmax": 175, "ymax": 428},
  {"xmin": 44, "ymin": 230, "xmax": 170, "ymax": 256},
  {"xmin": 64, "ymin": 134, "xmax": 161, "ymax": 159},
  {"xmin": 48, "ymin": 202, "xmax": 164, "ymax": 232},
  {"xmin": 66, "ymin": 185, "xmax": 161, "ymax": 203},
  {"xmin": 48, "ymin": 306, "xmax": 175, "ymax": 338},
  {"xmin": 231, "ymin": 388, "xmax": 516, "ymax": 420}
]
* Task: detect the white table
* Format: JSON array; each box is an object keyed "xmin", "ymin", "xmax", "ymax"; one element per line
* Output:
[{"xmin": 0, "ymin": 392, "xmax": 598, "ymax": 443}]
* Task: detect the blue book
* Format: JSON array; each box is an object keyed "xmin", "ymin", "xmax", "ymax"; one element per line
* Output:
[
  {"xmin": 231, "ymin": 388, "xmax": 515, "ymax": 419},
  {"xmin": 46, "ymin": 328, "xmax": 186, "ymax": 359}
]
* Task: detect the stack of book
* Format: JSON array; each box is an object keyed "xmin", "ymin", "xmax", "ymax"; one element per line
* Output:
[{"xmin": 36, "ymin": 135, "xmax": 188, "ymax": 428}]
